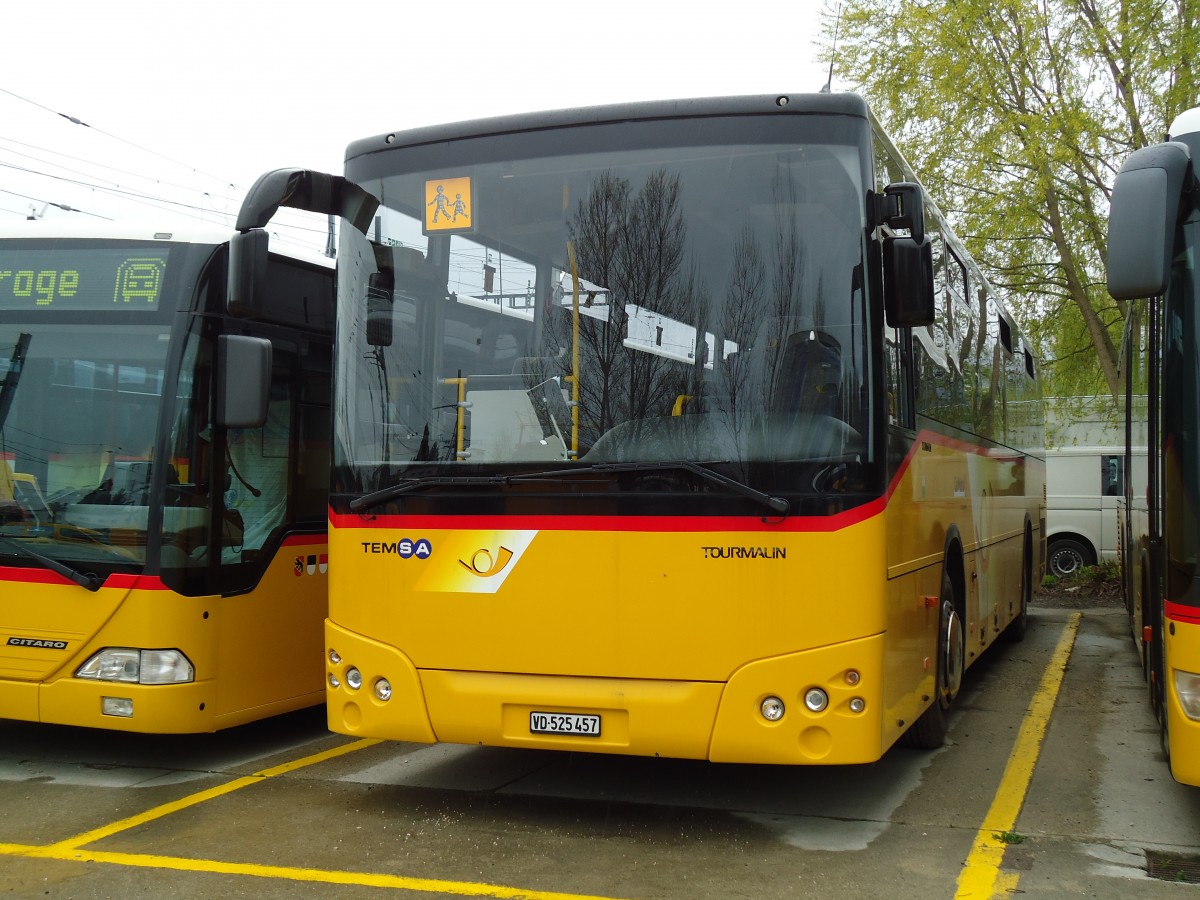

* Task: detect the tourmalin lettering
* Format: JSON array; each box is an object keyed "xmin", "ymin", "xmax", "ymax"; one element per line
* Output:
[{"xmin": 701, "ymin": 546, "xmax": 787, "ymax": 560}]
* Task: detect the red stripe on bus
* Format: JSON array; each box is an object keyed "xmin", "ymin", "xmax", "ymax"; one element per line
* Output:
[
  {"xmin": 104, "ymin": 573, "xmax": 169, "ymax": 590},
  {"xmin": 1, "ymin": 566, "xmax": 78, "ymax": 586},
  {"xmin": 282, "ymin": 534, "xmax": 328, "ymax": 546},
  {"xmin": 330, "ymin": 496, "xmax": 886, "ymax": 534},
  {"xmin": 1166, "ymin": 601, "xmax": 1200, "ymax": 625},
  {"xmin": 0, "ymin": 568, "xmax": 169, "ymax": 590}
]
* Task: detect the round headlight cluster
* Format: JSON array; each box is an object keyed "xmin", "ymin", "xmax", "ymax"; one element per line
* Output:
[{"xmin": 327, "ymin": 649, "xmax": 391, "ymax": 703}]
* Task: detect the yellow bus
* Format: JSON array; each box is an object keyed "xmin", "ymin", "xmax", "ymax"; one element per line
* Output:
[
  {"xmin": 0, "ymin": 220, "xmax": 333, "ymax": 732},
  {"xmin": 1108, "ymin": 105, "xmax": 1200, "ymax": 785},
  {"xmin": 236, "ymin": 92, "xmax": 1045, "ymax": 763}
]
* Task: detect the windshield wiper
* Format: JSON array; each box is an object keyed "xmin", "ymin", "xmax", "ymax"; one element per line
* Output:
[
  {"xmin": 526, "ymin": 461, "xmax": 791, "ymax": 514},
  {"xmin": 349, "ymin": 460, "xmax": 789, "ymax": 515},
  {"xmin": 0, "ymin": 332, "xmax": 31, "ymax": 434},
  {"xmin": 0, "ymin": 534, "xmax": 104, "ymax": 591},
  {"xmin": 350, "ymin": 474, "xmax": 509, "ymax": 512}
]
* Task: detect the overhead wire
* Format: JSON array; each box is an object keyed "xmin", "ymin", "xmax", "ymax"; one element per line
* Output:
[
  {"xmin": 0, "ymin": 87, "xmax": 234, "ymax": 187},
  {"xmin": 0, "ymin": 134, "xmax": 234, "ymax": 201},
  {"xmin": 0, "ymin": 185, "xmax": 110, "ymax": 220},
  {"xmin": 1, "ymin": 87, "xmax": 338, "ymax": 254}
]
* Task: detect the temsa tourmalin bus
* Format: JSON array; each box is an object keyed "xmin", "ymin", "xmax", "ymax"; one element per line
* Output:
[
  {"xmin": 236, "ymin": 92, "xmax": 1045, "ymax": 763},
  {"xmin": 0, "ymin": 221, "xmax": 333, "ymax": 732},
  {"xmin": 1108, "ymin": 105, "xmax": 1200, "ymax": 785}
]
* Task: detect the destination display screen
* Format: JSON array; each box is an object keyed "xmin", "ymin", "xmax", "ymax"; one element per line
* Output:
[{"xmin": 0, "ymin": 246, "xmax": 171, "ymax": 312}]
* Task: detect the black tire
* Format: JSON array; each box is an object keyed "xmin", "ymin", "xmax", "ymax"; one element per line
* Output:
[
  {"xmin": 1047, "ymin": 537, "xmax": 1094, "ymax": 579},
  {"xmin": 904, "ymin": 570, "xmax": 964, "ymax": 749},
  {"xmin": 1005, "ymin": 530, "xmax": 1033, "ymax": 642},
  {"xmin": 1148, "ymin": 595, "xmax": 1166, "ymax": 718},
  {"xmin": 1147, "ymin": 597, "xmax": 1172, "ymax": 772}
]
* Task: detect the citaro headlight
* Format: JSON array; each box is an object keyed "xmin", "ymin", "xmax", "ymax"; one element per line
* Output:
[{"xmin": 76, "ymin": 648, "xmax": 194, "ymax": 684}]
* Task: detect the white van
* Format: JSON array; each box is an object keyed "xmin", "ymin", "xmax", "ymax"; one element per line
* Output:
[{"xmin": 1045, "ymin": 446, "xmax": 1142, "ymax": 578}]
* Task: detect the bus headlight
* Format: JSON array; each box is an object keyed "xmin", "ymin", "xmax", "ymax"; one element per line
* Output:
[
  {"xmin": 760, "ymin": 696, "xmax": 785, "ymax": 721},
  {"xmin": 803, "ymin": 688, "xmax": 829, "ymax": 712},
  {"xmin": 1175, "ymin": 670, "xmax": 1200, "ymax": 720},
  {"xmin": 374, "ymin": 678, "xmax": 393, "ymax": 702},
  {"xmin": 76, "ymin": 648, "xmax": 195, "ymax": 685}
]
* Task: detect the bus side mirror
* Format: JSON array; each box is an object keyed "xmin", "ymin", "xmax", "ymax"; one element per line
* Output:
[
  {"xmin": 882, "ymin": 182, "xmax": 925, "ymax": 244},
  {"xmin": 884, "ymin": 235, "xmax": 935, "ymax": 328},
  {"xmin": 216, "ymin": 335, "xmax": 272, "ymax": 428},
  {"xmin": 227, "ymin": 229, "xmax": 270, "ymax": 318},
  {"xmin": 1107, "ymin": 142, "xmax": 1192, "ymax": 300}
]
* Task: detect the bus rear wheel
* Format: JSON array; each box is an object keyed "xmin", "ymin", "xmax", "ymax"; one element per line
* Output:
[
  {"xmin": 1005, "ymin": 529, "xmax": 1033, "ymax": 642},
  {"xmin": 904, "ymin": 571, "xmax": 964, "ymax": 749}
]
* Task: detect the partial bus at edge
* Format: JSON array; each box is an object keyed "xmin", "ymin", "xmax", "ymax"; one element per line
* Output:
[
  {"xmin": 233, "ymin": 92, "xmax": 1045, "ymax": 764},
  {"xmin": 0, "ymin": 220, "xmax": 333, "ymax": 732},
  {"xmin": 1109, "ymin": 106, "xmax": 1200, "ymax": 785}
]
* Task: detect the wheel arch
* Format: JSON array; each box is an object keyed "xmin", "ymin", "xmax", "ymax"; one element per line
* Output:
[
  {"xmin": 1024, "ymin": 514, "xmax": 1037, "ymax": 585},
  {"xmin": 942, "ymin": 525, "xmax": 967, "ymax": 617}
]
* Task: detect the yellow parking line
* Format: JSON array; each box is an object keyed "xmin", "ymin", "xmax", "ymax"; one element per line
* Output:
[
  {"xmin": 0, "ymin": 843, "xmax": 629, "ymax": 899},
  {"xmin": 1, "ymin": 733, "xmax": 629, "ymax": 897},
  {"xmin": 50, "ymin": 737, "xmax": 381, "ymax": 851},
  {"xmin": 954, "ymin": 612, "xmax": 1081, "ymax": 899}
]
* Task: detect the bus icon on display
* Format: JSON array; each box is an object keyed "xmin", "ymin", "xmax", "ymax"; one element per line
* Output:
[{"xmin": 113, "ymin": 257, "xmax": 166, "ymax": 304}]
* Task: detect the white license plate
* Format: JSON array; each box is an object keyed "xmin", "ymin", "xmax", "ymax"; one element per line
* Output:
[{"xmin": 529, "ymin": 711, "xmax": 601, "ymax": 736}]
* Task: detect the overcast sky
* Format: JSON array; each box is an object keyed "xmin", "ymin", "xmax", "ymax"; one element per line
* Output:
[{"xmin": 2, "ymin": 1, "xmax": 841, "ymax": 255}]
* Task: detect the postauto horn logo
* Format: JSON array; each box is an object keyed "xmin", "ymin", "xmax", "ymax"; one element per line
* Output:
[{"xmin": 413, "ymin": 530, "xmax": 537, "ymax": 594}]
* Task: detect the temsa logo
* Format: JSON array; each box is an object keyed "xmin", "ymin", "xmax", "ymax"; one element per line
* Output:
[
  {"xmin": 458, "ymin": 546, "xmax": 514, "ymax": 577},
  {"xmin": 361, "ymin": 538, "xmax": 432, "ymax": 559}
]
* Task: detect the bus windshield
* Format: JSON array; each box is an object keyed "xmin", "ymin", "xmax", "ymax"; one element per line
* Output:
[
  {"xmin": 0, "ymin": 241, "xmax": 181, "ymax": 570},
  {"xmin": 336, "ymin": 114, "xmax": 875, "ymax": 504},
  {"xmin": 0, "ymin": 325, "xmax": 178, "ymax": 569}
]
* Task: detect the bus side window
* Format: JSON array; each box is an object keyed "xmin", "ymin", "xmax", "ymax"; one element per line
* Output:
[
  {"xmin": 884, "ymin": 327, "xmax": 912, "ymax": 429},
  {"xmin": 223, "ymin": 363, "xmax": 292, "ymax": 563}
]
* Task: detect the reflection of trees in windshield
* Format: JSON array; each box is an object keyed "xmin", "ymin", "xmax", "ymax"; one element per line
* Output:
[
  {"xmin": 720, "ymin": 223, "xmax": 766, "ymax": 429},
  {"xmin": 558, "ymin": 163, "xmax": 859, "ymax": 470},
  {"xmin": 564, "ymin": 169, "xmax": 693, "ymax": 440}
]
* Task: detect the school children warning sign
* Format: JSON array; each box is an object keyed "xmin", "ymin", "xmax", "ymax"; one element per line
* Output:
[{"xmin": 424, "ymin": 176, "xmax": 474, "ymax": 234}]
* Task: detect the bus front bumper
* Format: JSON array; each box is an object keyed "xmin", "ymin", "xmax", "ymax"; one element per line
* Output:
[
  {"xmin": 326, "ymin": 620, "xmax": 888, "ymax": 764},
  {"xmin": 0, "ymin": 676, "xmax": 220, "ymax": 733}
]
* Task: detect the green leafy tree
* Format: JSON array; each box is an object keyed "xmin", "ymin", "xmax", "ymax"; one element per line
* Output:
[{"xmin": 821, "ymin": 0, "xmax": 1199, "ymax": 398}]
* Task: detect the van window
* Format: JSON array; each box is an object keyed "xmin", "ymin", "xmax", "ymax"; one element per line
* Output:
[{"xmin": 1101, "ymin": 454, "xmax": 1124, "ymax": 496}]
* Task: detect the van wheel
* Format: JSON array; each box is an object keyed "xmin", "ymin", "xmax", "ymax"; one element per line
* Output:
[
  {"xmin": 904, "ymin": 571, "xmax": 964, "ymax": 749},
  {"xmin": 1047, "ymin": 537, "xmax": 1094, "ymax": 579}
]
